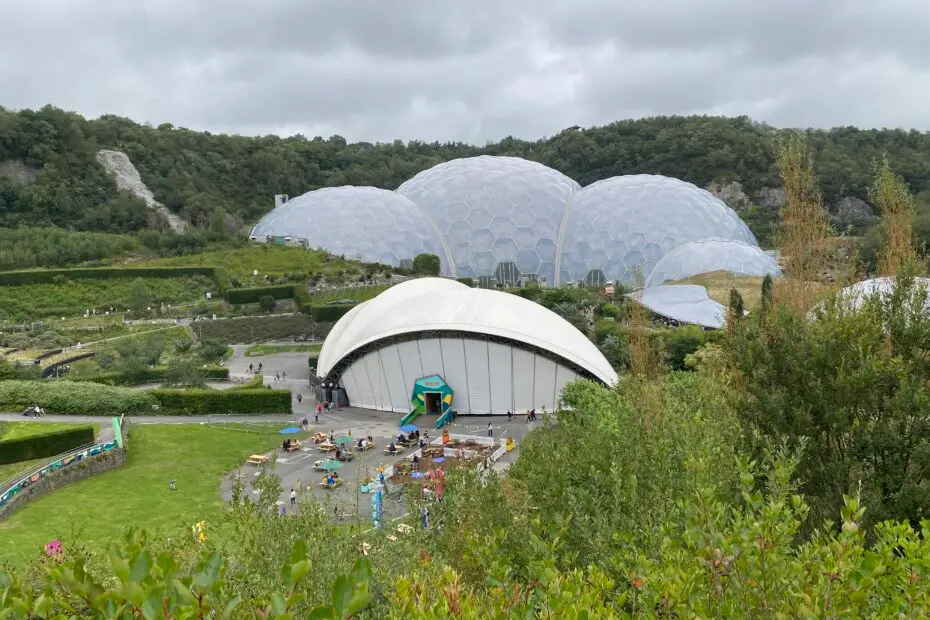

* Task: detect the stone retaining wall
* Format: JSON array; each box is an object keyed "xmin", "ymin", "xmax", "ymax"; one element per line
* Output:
[{"xmin": 0, "ymin": 424, "xmax": 129, "ymax": 522}]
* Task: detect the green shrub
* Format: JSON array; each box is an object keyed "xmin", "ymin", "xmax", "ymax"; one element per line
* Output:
[
  {"xmin": 149, "ymin": 388, "xmax": 291, "ymax": 415},
  {"xmin": 0, "ymin": 266, "xmax": 222, "ymax": 287},
  {"xmin": 310, "ymin": 303, "xmax": 357, "ymax": 323},
  {"xmin": 0, "ymin": 380, "xmax": 157, "ymax": 414},
  {"xmin": 72, "ymin": 366, "xmax": 229, "ymax": 386},
  {"xmin": 0, "ymin": 425, "xmax": 96, "ymax": 464},
  {"xmin": 225, "ymin": 285, "xmax": 294, "ymax": 305}
]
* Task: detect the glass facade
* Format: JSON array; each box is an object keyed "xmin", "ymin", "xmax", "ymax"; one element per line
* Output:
[
  {"xmin": 559, "ymin": 175, "xmax": 758, "ymax": 286},
  {"xmin": 645, "ymin": 238, "xmax": 781, "ymax": 286},
  {"xmin": 250, "ymin": 186, "xmax": 444, "ymax": 267},
  {"xmin": 396, "ymin": 156, "xmax": 579, "ymax": 283}
]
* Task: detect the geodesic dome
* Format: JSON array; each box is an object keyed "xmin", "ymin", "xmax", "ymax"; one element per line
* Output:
[
  {"xmin": 250, "ymin": 186, "xmax": 445, "ymax": 268},
  {"xmin": 396, "ymin": 156, "xmax": 580, "ymax": 284},
  {"xmin": 645, "ymin": 238, "xmax": 781, "ymax": 287},
  {"xmin": 558, "ymin": 175, "xmax": 758, "ymax": 286}
]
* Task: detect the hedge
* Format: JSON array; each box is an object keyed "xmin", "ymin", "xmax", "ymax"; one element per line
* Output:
[
  {"xmin": 225, "ymin": 285, "xmax": 296, "ymax": 305},
  {"xmin": 229, "ymin": 375, "xmax": 265, "ymax": 390},
  {"xmin": 0, "ymin": 266, "xmax": 225, "ymax": 289},
  {"xmin": 0, "ymin": 381, "xmax": 157, "ymax": 415},
  {"xmin": 0, "ymin": 425, "xmax": 96, "ymax": 465},
  {"xmin": 150, "ymin": 388, "xmax": 291, "ymax": 415},
  {"xmin": 196, "ymin": 315, "xmax": 316, "ymax": 343},
  {"xmin": 310, "ymin": 303, "xmax": 357, "ymax": 322},
  {"xmin": 73, "ymin": 366, "xmax": 229, "ymax": 386}
]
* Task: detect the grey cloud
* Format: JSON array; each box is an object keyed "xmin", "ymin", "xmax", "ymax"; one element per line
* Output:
[{"xmin": 2, "ymin": 0, "xmax": 929, "ymax": 143}]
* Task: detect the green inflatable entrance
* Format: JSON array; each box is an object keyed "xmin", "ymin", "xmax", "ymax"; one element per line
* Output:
[{"xmin": 410, "ymin": 374, "xmax": 453, "ymax": 417}]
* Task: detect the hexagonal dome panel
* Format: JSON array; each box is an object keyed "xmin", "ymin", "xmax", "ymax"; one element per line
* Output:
[
  {"xmin": 645, "ymin": 238, "xmax": 782, "ymax": 287},
  {"xmin": 558, "ymin": 175, "xmax": 758, "ymax": 286},
  {"xmin": 251, "ymin": 186, "xmax": 446, "ymax": 268},
  {"xmin": 396, "ymin": 156, "xmax": 579, "ymax": 282}
]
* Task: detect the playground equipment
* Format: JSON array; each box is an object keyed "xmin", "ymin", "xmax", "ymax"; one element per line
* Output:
[{"xmin": 402, "ymin": 374, "xmax": 454, "ymax": 427}]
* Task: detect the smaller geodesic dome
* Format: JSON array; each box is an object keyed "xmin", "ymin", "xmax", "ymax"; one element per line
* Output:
[
  {"xmin": 645, "ymin": 238, "xmax": 782, "ymax": 287},
  {"xmin": 410, "ymin": 374, "xmax": 454, "ymax": 415},
  {"xmin": 250, "ymin": 186, "xmax": 446, "ymax": 268},
  {"xmin": 834, "ymin": 277, "xmax": 930, "ymax": 313},
  {"xmin": 559, "ymin": 175, "xmax": 757, "ymax": 286}
]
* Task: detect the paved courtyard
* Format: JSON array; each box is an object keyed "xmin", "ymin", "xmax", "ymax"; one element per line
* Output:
[{"xmin": 220, "ymin": 345, "xmax": 540, "ymax": 524}]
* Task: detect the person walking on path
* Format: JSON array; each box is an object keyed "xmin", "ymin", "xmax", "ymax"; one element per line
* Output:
[
  {"xmin": 487, "ymin": 422, "xmax": 493, "ymax": 438},
  {"xmin": 507, "ymin": 410, "xmax": 512, "ymax": 422},
  {"xmin": 290, "ymin": 488, "xmax": 297, "ymax": 506},
  {"xmin": 282, "ymin": 370, "xmax": 287, "ymax": 380},
  {"xmin": 296, "ymin": 393, "xmax": 303, "ymax": 404}
]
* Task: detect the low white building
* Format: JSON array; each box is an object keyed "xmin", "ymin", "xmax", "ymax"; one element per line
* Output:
[{"xmin": 316, "ymin": 278, "xmax": 617, "ymax": 415}]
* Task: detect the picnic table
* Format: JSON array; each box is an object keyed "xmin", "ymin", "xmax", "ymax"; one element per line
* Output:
[
  {"xmin": 336, "ymin": 450, "xmax": 356, "ymax": 462},
  {"xmin": 247, "ymin": 454, "xmax": 269, "ymax": 466},
  {"xmin": 317, "ymin": 442, "xmax": 336, "ymax": 452},
  {"xmin": 284, "ymin": 440, "xmax": 303, "ymax": 453},
  {"xmin": 384, "ymin": 445, "xmax": 405, "ymax": 456},
  {"xmin": 320, "ymin": 477, "xmax": 344, "ymax": 489}
]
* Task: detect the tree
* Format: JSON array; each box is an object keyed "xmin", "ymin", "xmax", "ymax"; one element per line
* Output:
[
  {"xmin": 726, "ymin": 271, "xmax": 930, "ymax": 529},
  {"xmin": 412, "ymin": 253, "xmax": 441, "ymax": 276},
  {"xmin": 127, "ymin": 277, "xmax": 150, "ymax": 317},
  {"xmin": 774, "ymin": 132, "xmax": 831, "ymax": 309},
  {"xmin": 871, "ymin": 156, "xmax": 918, "ymax": 275},
  {"xmin": 258, "ymin": 294, "xmax": 277, "ymax": 313}
]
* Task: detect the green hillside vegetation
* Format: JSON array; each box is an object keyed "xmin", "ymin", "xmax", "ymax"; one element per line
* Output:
[
  {"xmin": 5, "ymin": 105, "xmax": 930, "ymax": 251},
  {"xmin": 0, "ymin": 275, "xmax": 214, "ymax": 321}
]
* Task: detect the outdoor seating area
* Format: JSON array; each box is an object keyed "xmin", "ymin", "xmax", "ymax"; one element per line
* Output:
[
  {"xmin": 246, "ymin": 454, "xmax": 269, "ymax": 466},
  {"xmin": 283, "ymin": 439, "xmax": 302, "ymax": 453}
]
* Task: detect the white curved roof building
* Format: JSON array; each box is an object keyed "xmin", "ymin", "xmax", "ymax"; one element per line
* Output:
[
  {"xmin": 833, "ymin": 276, "xmax": 930, "ymax": 313},
  {"xmin": 318, "ymin": 278, "xmax": 616, "ymax": 415},
  {"xmin": 249, "ymin": 186, "xmax": 446, "ymax": 268},
  {"xmin": 396, "ymin": 156, "xmax": 580, "ymax": 284},
  {"xmin": 559, "ymin": 175, "xmax": 757, "ymax": 286},
  {"xmin": 645, "ymin": 238, "xmax": 781, "ymax": 287}
]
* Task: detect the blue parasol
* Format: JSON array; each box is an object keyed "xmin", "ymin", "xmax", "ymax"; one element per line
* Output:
[
  {"xmin": 433, "ymin": 457, "xmax": 445, "ymax": 463},
  {"xmin": 279, "ymin": 427, "xmax": 301, "ymax": 434},
  {"xmin": 400, "ymin": 424, "xmax": 418, "ymax": 433}
]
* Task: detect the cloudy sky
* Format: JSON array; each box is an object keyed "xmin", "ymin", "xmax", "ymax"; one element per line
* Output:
[{"xmin": 3, "ymin": 0, "xmax": 928, "ymax": 143}]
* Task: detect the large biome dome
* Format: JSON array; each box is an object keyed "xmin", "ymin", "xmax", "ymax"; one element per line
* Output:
[
  {"xmin": 645, "ymin": 238, "xmax": 781, "ymax": 287},
  {"xmin": 559, "ymin": 175, "xmax": 757, "ymax": 286},
  {"xmin": 396, "ymin": 156, "xmax": 580, "ymax": 284},
  {"xmin": 250, "ymin": 186, "xmax": 445, "ymax": 267}
]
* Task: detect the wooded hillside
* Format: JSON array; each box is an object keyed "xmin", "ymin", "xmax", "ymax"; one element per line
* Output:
[{"xmin": 3, "ymin": 105, "xmax": 930, "ymax": 237}]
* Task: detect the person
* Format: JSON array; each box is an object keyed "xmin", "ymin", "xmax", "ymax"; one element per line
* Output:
[
  {"xmin": 248, "ymin": 362, "xmax": 254, "ymax": 373},
  {"xmin": 388, "ymin": 441, "xmax": 397, "ymax": 454},
  {"xmin": 257, "ymin": 362, "xmax": 263, "ymax": 373},
  {"xmin": 289, "ymin": 488, "xmax": 297, "ymax": 505},
  {"xmin": 526, "ymin": 410, "xmax": 532, "ymax": 423},
  {"xmin": 327, "ymin": 401, "xmax": 334, "ymax": 412},
  {"xmin": 326, "ymin": 473, "xmax": 335, "ymax": 486},
  {"xmin": 296, "ymin": 393, "xmax": 302, "ymax": 404},
  {"xmin": 282, "ymin": 439, "xmax": 289, "ymax": 451},
  {"xmin": 282, "ymin": 370, "xmax": 287, "ymax": 379},
  {"xmin": 397, "ymin": 433, "xmax": 405, "ymax": 443},
  {"xmin": 487, "ymin": 422, "xmax": 493, "ymax": 438},
  {"xmin": 412, "ymin": 454, "xmax": 420, "ymax": 465},
  {"xmin": 335, "ymin": 449, "xmax": 342, "ymax": 460},
  {"xmin": 357, "ymin": 438, "xmax": 364, "ymax": 449},
  {"xmin": 275, "ymin": 371, "xmax": 280, "ymax": 381},
  {"xmin": 302, "ymin": 417, "xmax": 308, "ymax": 429},
  {"xmin": 507, "ymin": 409, "xmax": 512, "ymax": 422},
  {"xmin": 367, "ymin": 435, "xmax": 374, "ymax": 446}
]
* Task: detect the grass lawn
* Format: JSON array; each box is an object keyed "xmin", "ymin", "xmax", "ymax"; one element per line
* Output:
[
  {"xmin": 0, "ymin": 421, "xmax": 101, "ymax": 490},
  {"xmin": 0, "ymin": 423, "xmax": 305, "ymax": 567},
  {"xmin": 674, "ymin": 271, "xmax": 766, "ymax": 312},
  {"xmin": 0, "ymin": 421, "xmax": 99, "ymax": 442},
  {"xmin": 135, "ymin": 246, "xmax": 374, "ymax": 280},
  {"xmin": 246, "ymin": 343, "xmax": 322, "ymax": 356}
]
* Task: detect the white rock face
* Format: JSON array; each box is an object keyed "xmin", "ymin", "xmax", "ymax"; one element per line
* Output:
[{"xmin": 96, "ymin": 149, "xmax": 188, "ymax": 233}]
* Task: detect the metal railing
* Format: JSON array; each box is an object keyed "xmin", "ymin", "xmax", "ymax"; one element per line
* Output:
[{"xmin": 0, "ymin": 439, "xmax": 119, "ymax": 514}]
